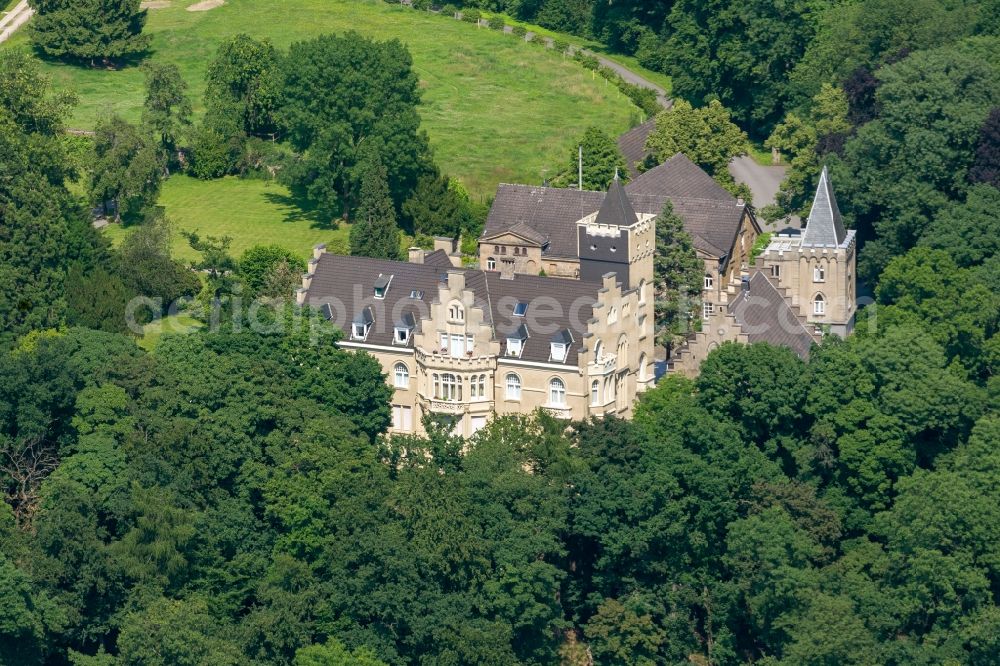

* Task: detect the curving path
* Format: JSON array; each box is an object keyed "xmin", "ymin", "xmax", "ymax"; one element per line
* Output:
[{"xmin": 0, "ymin": 0, "xmax": 33, "ymax": 44}]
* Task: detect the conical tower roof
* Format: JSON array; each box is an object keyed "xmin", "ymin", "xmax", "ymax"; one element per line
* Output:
[
  {"xmin": 802, "ymin": 166, "xmax": 847, "ymax": 247},
  {"xmin": 595, "ymin": 171, "xmax": 638, "ymax": 227}
]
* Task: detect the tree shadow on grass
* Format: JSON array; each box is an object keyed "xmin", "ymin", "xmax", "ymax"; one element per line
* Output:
[{"xmin": 261, "ymin": 190, "xmax": 338, "ymax": 230}]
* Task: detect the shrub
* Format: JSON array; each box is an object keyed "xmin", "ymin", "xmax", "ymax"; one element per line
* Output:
[
  {"xmin": 441, "ymin": 3, "xmax": 458, "ymax": 16},
  {"xmin": 553, "ymin": 40, "xmax": 570, "ymax": 54},
  {"xmin": 461, "ymin": 8, "xmax": 481, "ymax": 23},
  {"xmin": 413, "ymin": 0, "xmax": 431, "ymax": 9},
  {"xmin": 188, "ymin": 127, "xmax": 241, "ymax": 179},
  {"xmin": 488, "ymin": 16, "xmax": 505, "ymax": 30},
  {"xmin": 511, "ymin": 25, "xmax": 527, "ymax": 38}
]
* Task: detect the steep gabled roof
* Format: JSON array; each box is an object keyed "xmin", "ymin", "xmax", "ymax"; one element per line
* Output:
[
  {"xmin": 481, "ymin": 155, "xmax": 749, "ymax": 262},
  {"xmin": 728, "ymin": 271, "xmax": 818, "ymax": 360},
  {"xmin": 482, "ymin": 185, "xmax": 606, "ymax": 259},
  {"xmin": 595, "ymin": 175, "xmax": 638, "ymax": 227},
  {"xmin": 802, "ymin": 166, "xmax": 848, "ymax": 247},
  {"xmin": 617, "ymin": 118, "xmax": 656, "ymax": 178},
  {"xmin": 626, "ymin": 153, "xmax": 735, "ymax": 202}
]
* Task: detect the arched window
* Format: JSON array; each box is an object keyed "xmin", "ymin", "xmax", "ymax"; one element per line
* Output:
[
  {"xmin": 590, "ymin": 380, "xmax": 600, "ymax": 405},
  {"xmin": 813, "ymin": 293, "xmax": 826, "ymax": 315},
  {"xmin": 505, "ymin": 373, "xmax": 521, "ymax": 400},
  {"xmin": 549, "ymin": 378, "xmax": 566, "ymax": 406},
  {"xmin": 704, "ymin": 274, "xmax": 714, "ymax": 290},
  {"xmin": 605, "ymin": 377, "xmax": 615, "ymax": 403},
  {"xmin": 593, "ymin": 340, "xmax": 603, "ymax": 362},
  {"xmin": 393, "ymin": 363, "xmax": 409, "ymax": 388},
  {"xmin": 638, "ymin": 353, "xmax": 648, "ymax": 382},
  {"xmin": 814, "ymin": 265, "xmax": 825, "ymax": 282},
  {"xmin": 449, "ymin": 303, "xmax": 464, "ymax": 321},
  {"xmin": 608, "ymin": 307, "xmax": 618, "ymax": 324},
  {"xmin": 638, "ymin": 279, "xmax": 646, "ymax": 305},
  {"xmin": 487, "ymin": 257, "xmax": 496, "ymax": 270},
  {"xmin": 437, "ymin": 373, "xmax": 460, "ymax": 400},
  {"xmin": 470, "ymin": 374, "xmax": 486, "ymax": 399},
  {"xmin": 617, "ymin": 336, "xmax": 628, "ymax": 369}
]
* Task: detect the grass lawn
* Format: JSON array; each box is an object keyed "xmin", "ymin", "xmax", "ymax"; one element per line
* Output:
[
  {"xmin": 138, "ymin": 313, "xmax": 204, "ymax": 351},
  {"xmin": 476, "ymin": 10, "xmax": 673, "ymax": 98},
  {"xmin": 103, "ymin": 175, "xmax": 351, "ymax": 262},
  {"xmin": 4, "ymin": 0, "xmax": 636, "ymax": 198}
]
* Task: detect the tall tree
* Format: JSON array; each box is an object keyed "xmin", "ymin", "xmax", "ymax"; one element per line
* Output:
[
  {"xmin": 0, "ymin": 51, "xmax": 102, "ymax": 341},
  {"xmin": 279, "ymin": 32, "xmax": 432, "ymax": 222},
  {"xmin": 204, "ymin": 33, "xmax": 282, "ymax": 139},
  {"xmin": 28, "ymin": 0, "xmax": 150, "ymax": 64},
  {"xmin": 645, "ymin": 99, "xmax": 748, "ymax": 184},
  {"xmin": 652, "ymin": 202, "xmax": 702, "ymax": 351},
  {"xmin": 349, "ymin": 159, "xmax": 401, "ymax": 260},
  {"xmin": 558, "ymin": 126, "xmax": 628, "ymax": 190},
  {"xmin": 836, "ymin": 37, "xmax": 1000, "ymax": 280},
  {"xmin": 89, "ymin": 115, "xmax": 163, "ymax": 222},
  {"xmin": 662, "ymin": 0, "xmax": 832, "ymax": 135},
  {"xmin": 401, "ymin": 172, "xmax": 472, "ymax": 237},
  {"xmin": 141, "ymin": 62, "xmax": 191, "ymax": 169}
]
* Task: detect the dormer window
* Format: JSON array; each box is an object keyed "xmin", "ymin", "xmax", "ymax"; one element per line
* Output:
[
  {"xmin": 550, "ymin": 329, "xmax": 572, "ymax": 363},
  {"xmin": 507, "ymin": 323, "xmax": 528, "ymax": 357},
  {"xmin": 409, "ymin": 289, "xmax": 423, "ymax": 299},
  {"xmin": 374, "ymin": 274, "xmax": 393, "ymax": 299},
  {"xmin": 513, "ymin": 301, "xmax": 528, "ymax": 317},
  {"xmin": 393, "ymin": 313, "xmax": 415, "ymax": 345},
  {"xmin": 351, "ymin": 307, "xmax": 374, "ymax": 341}
]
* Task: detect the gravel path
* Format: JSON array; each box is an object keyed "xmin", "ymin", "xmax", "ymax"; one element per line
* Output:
[{"xmin": 0, "ymin": 0, "xmax": 33, "ymax": 44}]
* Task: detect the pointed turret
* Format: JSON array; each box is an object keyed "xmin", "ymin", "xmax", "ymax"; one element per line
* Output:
[
  {"xmin": 595, "ymin": 172, "xmax": 638, "ymax": 227},
  {"xmin": 802, "ymin": 166, "xmax": 847, "ymax": 247}
]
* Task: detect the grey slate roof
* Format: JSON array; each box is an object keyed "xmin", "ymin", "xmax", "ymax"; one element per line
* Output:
[
  {"xmin": 306, "ymin": 253, "xmax": 598, "ymax": 366},
  {"xmin": 596, "ymin": 176, "xmax": 638, "ymax": 227},
  {"xmin": 617, "ymin": 118, "xmax": 656, "ymax": 177},
  {"xmin": 801, "ymin": 166, "xmax": 848, "ymax": 247},
  {"xmin": 482, "ymin": 185, "xmax": 607, "ymax": 259},
  {"xmin": 423, "ymin": 249, "xmax": 454, "ymax": 268},
  {"xmin": 626, "ymin": 153, "xmax": 735, "ymax": 202},
  {"xmin": 728, "ymin": 271, "xmax": 818, "ymax": 360},
  {"xmin": 483, "ymin": 154, "xmax": 749, "ymax": 263}
]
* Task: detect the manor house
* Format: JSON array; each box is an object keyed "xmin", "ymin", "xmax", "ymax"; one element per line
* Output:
[
  {"xmin": 299, "ymin": 177, "xmax": 656, "ymax": 437},
  {"xmin": 298, "ymin": 154, "xmax": 855, "ymax": 435}
]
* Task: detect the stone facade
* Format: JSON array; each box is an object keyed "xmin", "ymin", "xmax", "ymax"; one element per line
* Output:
[{"xmin": 301, "ymin": 178, "xmax": 656, "ymax": 437}]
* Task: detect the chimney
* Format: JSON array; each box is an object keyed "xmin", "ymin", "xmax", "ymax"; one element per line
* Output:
[
  {"xmin": 741, "ymin": 275, "xmax": 750, "ymax": 294},
  {"xmin": 433, "ymin": 236, "xmax": 457, "ymax": 255},
  {"xmin": 408, "ymin": 247, "xmax": 425, "ymax": 264},
  {"xmin": 736, "ymin": 197, "xmax": 745, "ymax": 207},
  {"xmin": 499, "ymin": 258, "xmax": 516, "ymax": 280}
]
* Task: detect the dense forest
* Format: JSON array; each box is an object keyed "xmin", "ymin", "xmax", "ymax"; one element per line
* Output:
[{"xmin": 1, "ymin": 0, "xmax": 998, "ymax": 664}]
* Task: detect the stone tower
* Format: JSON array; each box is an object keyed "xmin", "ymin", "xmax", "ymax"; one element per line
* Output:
[
  {"xmin": 759, "ymin": 167, "xmax": 857, "ymax": 336},
  {"xmin": 577, "ymin": 174, "xmax": 656, "ymax": 292}
]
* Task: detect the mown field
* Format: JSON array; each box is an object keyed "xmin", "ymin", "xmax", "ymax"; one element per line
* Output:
[
  {"xmin": 102, "ymin": 175, "xmax": 352, "ymax": 262},
  {"xmin": 6, "ymin": 0, "xmax": 637, "ymax": 198}
]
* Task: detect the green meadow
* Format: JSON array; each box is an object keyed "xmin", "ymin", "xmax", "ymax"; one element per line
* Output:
[{"xmin": 6, "ymin": 0, "xmax": 637, "ymax": 198}]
